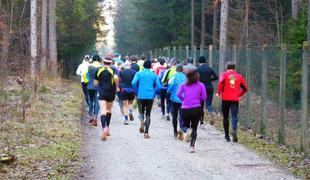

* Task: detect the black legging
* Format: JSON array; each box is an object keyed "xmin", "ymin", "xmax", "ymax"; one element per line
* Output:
[
  {"xmin": 81, "ymin": 82, "xmax": 89, "ymax": 106},
  {"xmin": 171, "ymin": 101, "xmax": 182, "ymax": 133},
  {"xmin": 138, "ymin": 99, "xmax": 154, "ymax": 133},
  {"xmin": 182, "ymin": 107, "xmax": 203, "ymax": 147}
]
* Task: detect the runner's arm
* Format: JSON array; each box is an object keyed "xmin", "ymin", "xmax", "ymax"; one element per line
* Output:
[
  {"xmin": 177, "ymin": 85, "xmax": 184, "ymax": 101},
  {"xmin": 131, "ymin": 73, "xmax": 139, "ymax": 92},
  {"xmin": 211, "ymin": 69, "xmax": 219, "ymax": 81},
  {"xmin": 76, "ymin": 64, "xmax": 82, "ymax": 76},
  {"xmin": 217, "ymin": 73, "xmax": 225, "ymax": 96},
  {"xmin": 114, "ymin": 74, "xmax": 120, "ymax": 92},
  {"xmin": 239, "ymin": 76, "xmax": 248, "ymax": 97}
]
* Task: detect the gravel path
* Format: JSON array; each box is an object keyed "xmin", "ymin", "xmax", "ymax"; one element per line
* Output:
[{"xmin": 80, "ymin": 103, "xmax": 298, "ymax": 180}]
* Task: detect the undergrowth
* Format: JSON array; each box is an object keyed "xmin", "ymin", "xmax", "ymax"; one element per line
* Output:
[{"xmin": 0, "ymin": 79, "xmax": 83, "ymax": 179}]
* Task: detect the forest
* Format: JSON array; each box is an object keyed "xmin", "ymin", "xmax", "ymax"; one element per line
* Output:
[{"xmin": 114, "ymin": 0, "xmax": 309, "ymax": 55}]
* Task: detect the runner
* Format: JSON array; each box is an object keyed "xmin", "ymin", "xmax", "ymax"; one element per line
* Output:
[
  {"xmin": 130, "ymin": 55, "xmax": 141, "ymax": 72},
  {"xmin": 155, "ymin": 57, "xmax": 166, "ymax": 75},
  {"xmin": 132, "ymin": 60, "xmax": 161, "ymax": 139},
  {"xmin": 217, "ymin": 61, "xmax": 247, "ymax": 142},
  {"xmin": 161, "ymin": 58, "xmax": 178, "ymax": 121},
  {"xmin": 76, "ymin": 55, "xmax": 90, "ymax": 106},
  {"xmin": 82, "ymin": 55, "xmax": 102, "ymax": 126},
  {"xmin": 198, "ymin": 56, "xmax": 218, "ymax": 127},
  {"xmin": 177, "ymin": 66, "xmax": 207, "ymax": 153},
  {"xmin": 119, "ymin": 61, "xmax": 137, "ymax": 125},
  {"xmin": 167, "ymin": 64, "xmax": 186, "ymax": 139},
  {"xmin": 94, "ymin": 56, "xmax": 119, "ymax": 141}
]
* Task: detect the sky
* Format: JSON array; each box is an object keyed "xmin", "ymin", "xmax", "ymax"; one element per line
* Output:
[{"xmin": 97, "ymin": 0, "xmax": 117, "ymax": 55}]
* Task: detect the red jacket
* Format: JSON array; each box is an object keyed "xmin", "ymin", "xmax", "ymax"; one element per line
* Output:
[{"xmin": 217, "ymin": 70, "xmax": 248, "ymax": 101}]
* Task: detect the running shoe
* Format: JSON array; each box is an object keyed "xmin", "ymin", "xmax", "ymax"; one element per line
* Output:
[
  {"xmin": 106, "ymin": 127, "xmax": 111, "ymax": 136},
  {"xmin": 89, "ymin": 118, "xmax": 94, "ymax": 124},
  {"xmin": 166, "ymin": 115, "xmax": 170, "ymax": 121},
  {"xmin": 129, "ymin": 113, "xmax": 134, "ymax": 121},
  {"xmin": 225, "ymin": 135, "xmax": 231, "ymax": 142},
  {"xmin": 189, "ymin": 146, "xmax": 195, "ymax": 153},
  {"xmin": 185, "ymin": 128, "xmax": 192, "ymax": 142},
  {"xmin": 101, "ymin": 128, "xmax": 108, "ymax": 141},
  {"xmin": 124, "ymin": 120, "xmax": 129, "ymax": 125},
  {"xmin": 178, "ymin": 130, "xmax": 184, "ymax": 141},
  {"xmin": 139, "ymin": 121, "xmax": 145, "ymax": 133},
  {"xmin": 174, "ymin": 132, "xmax": 178, "ymax": 138},
  {"xmin": 92, "ymin": 119, "xmax": 98, "ymax": 127},
  {"xmin": 144, "ymin": 133, "xmax": 150, "ymax": 139},
  {"xmin": 200, "ymin": 123, "xmax": 205, "ymax": 129},
  {"xmin": 232, "ymin": 132, "xmax": 238, "ymax": 142}
]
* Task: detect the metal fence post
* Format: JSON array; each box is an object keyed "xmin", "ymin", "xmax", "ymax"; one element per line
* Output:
[
  {"xmin": 301, "ymin": 41, "xmax": 309, "ymax": 152},
  {"xmin": 150, "ymin": 50, "xmax": 153, "ymax": 60},
  {"xmin": 233, "ymin": 44, "xmax": 237, "ymax": 63},
  {"xmin": 159, "ymin": 48, "xmax": 162, "ymax": 57},
  {"xmin": 193, "ymin": 45, "xmax": 197, "ymax": 65},
  {"xmin": 186, "ymin": 45, "xmax": 189, "ymax": 59},
  {"xmin": 179, "ymin": 45, "xmax": 182, "ymax": 60},
  {"xmin": 167, "ymin": 47, "xmax": 171, "ymax": 59},
  {"xmin": 245, "ymin": 44, "xmax": 251, "ymax": 128},
  {"xmin": 260, "ymin": 44, "xmax": 267, "ymax": 135},
  {"xmin": 173, "ymin": 46, "xmax": 176, "ymax": 57},
  {"xmin": 200, "ymin": 45, "xmax": 204, "ymax": 56},
  {"xmin": 209, "ymin": 45, "xmax": 213, "ymax": 68},
  {"xmin": 279, "ymin": 44, "xmax": 286, "ymax": 144}
]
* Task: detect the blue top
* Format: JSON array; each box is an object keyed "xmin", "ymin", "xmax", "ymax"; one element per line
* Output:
[
  {"xmin": 132, "ymin": 69, "xmax": 162, "ymax": 99},
  {"xmin": 158, "ymin": 68, "xmax": 168, "ymax": 89},
  {"xmin": 87, "ymin": 61, "xmax": 102, "ymax": 90},
  {"xmin": 167, "ymin": 72, "xmax": 186, "ymax": 103}
]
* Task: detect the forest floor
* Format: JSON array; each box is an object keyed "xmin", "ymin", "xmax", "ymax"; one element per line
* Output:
[
  {"xmin": 79, "ymin": 102, "xmax": 300, "ymax": 180},
  {"xmin": 0, "ymin": 78, "xmax": 84, "ymax": 179}
]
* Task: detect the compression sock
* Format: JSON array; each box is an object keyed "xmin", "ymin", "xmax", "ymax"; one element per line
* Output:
[
  {"xmin": 106, "ymin": 113, "xmax": 112, "ymax": 127},
  {"xmin": 100, "ymin": 115, "xmax": 106, "ymax": 129}
]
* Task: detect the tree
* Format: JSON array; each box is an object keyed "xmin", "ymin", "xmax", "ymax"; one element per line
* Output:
[
  {"xmin": 308, "ymin": 0, "xmax": 310, "ymax": 44},
  {"xmin": 41, "ymin": 0, "xmax": 47, "ymax": 73},
  {"xmin": 201, "ymin": 0, "xmax": 206, "ymax": 51},
  {"xmin": 191, "ymin": 0, "xmax": 195, "ymax": 48},
  {"xmin": 219, "ymin": 0, "xmax": 229, "ymax": 73},
  {"xmin": 49, "ymin": 0, "xmax": 58, "ymax": 76},
  {"xmin": 30, "ymin": 0, "xmax": 37, "ymax": 77},
  {"xmin": 292, "ymin": 0, "xmax": 298, "ymax": 20}
]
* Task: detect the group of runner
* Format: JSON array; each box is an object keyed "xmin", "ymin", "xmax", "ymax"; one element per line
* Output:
[{"xmin": 76, "ymin": 53, "xmax": 248, "ymax": 153}]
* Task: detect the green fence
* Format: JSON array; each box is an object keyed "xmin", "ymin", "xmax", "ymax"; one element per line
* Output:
[{"xmin": 147, "ymin": 44, "xmax": 310, "ymax": 155}]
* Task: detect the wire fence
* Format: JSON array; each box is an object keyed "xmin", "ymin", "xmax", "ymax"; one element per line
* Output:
[{"xmin": 147, "ymin": 44, "xmax": 310, "ymax": 156}]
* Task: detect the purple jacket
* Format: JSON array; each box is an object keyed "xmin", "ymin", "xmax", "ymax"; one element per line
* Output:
[{"xmin": 177, "ymin": 82, "xmax": 207, "ymax": 109}]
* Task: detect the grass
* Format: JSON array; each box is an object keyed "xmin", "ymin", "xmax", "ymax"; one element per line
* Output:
[
  {"xmin": 0, "ymin": 78, "xmax": 83, "ymax": 179},
  {"xmin": 211, "ymin": 113, "xmax": 310, "ymax": 179}
]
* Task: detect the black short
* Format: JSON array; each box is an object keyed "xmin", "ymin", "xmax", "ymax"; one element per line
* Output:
[
  {"xmin": 119, "ymin": 92, "xmax": 135, "ymax": 101},
  {"xmin": 99, "ymin": 92, "xmax": 116, "ymax": 102}
]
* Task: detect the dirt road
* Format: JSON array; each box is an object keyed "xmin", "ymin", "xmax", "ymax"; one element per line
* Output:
[{"xmin": 80, "ymin": 104, "xmax": 298, "ymax": 180}]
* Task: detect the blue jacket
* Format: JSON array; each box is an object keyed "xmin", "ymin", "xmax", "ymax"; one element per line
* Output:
[
  {"xmin": 167, "ymin": 72, "xmax": 186, "ymax": 103},
  {"xmin": 132, "ymin": 69, "xmax": 162, "ymax": 99}
]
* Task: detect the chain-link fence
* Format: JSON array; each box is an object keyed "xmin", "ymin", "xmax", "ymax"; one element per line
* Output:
[{"xmin": 148, "ymin": 44, "xmax": 310, "ymax": 156}]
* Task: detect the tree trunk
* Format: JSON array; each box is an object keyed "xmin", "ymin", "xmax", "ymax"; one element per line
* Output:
[
  {"xmin": 30, "ymin": 0, "xmax": 37, "ymax": 78},
  {"xmin": 201, "ymin": 0, "xmax": 206, "ymax": 50},
  {"xmin": 308, "ymin": 0, "xmax": 310, "ymax": 44},
  {"xmin": 219, "ymin": 0, "xmax": 229, "ymax": 73},
  {"xmin": 292, "ymin": 0, "xmax": 298, "ymax": 20},
  {"xmin": 212, "ymin": 1, "xmax": 219, "ymax": 48},
  {"xmin": 191, "ymin": 0, "xmax": 195, "ymax": 48},
  {"xmin": 41, "ymin": 0, "xmax": 47, "ymax": 73},
  {"xmin": 245, "ymin": 0, "xmax": 249, "ymax": 46},
  {"xmin": 49, "ymin": 0, "xmax": 58, "ymax": 76}
]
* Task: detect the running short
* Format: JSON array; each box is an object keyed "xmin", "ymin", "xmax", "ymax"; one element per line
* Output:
[
  {"xmin": 119, "ymin": 91, "xmax": 135, "ymax": 101},
  {"xmin": 99, "ymin": 92, "xmax": 116, "ymax": 102}
]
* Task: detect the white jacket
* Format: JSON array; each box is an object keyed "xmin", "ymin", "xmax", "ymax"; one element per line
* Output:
[{"xmin": 76, "ymin": 61, "xmax": 89, "ymax": 83}]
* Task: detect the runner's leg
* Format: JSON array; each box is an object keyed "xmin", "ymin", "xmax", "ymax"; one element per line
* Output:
[
  {"xmin": 222, "ymin": 100, "xmax": 231, "ymax": 141},
  {"xmin": 144, "ymin": 99, "xmax": 153, "ymax": 135}
]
